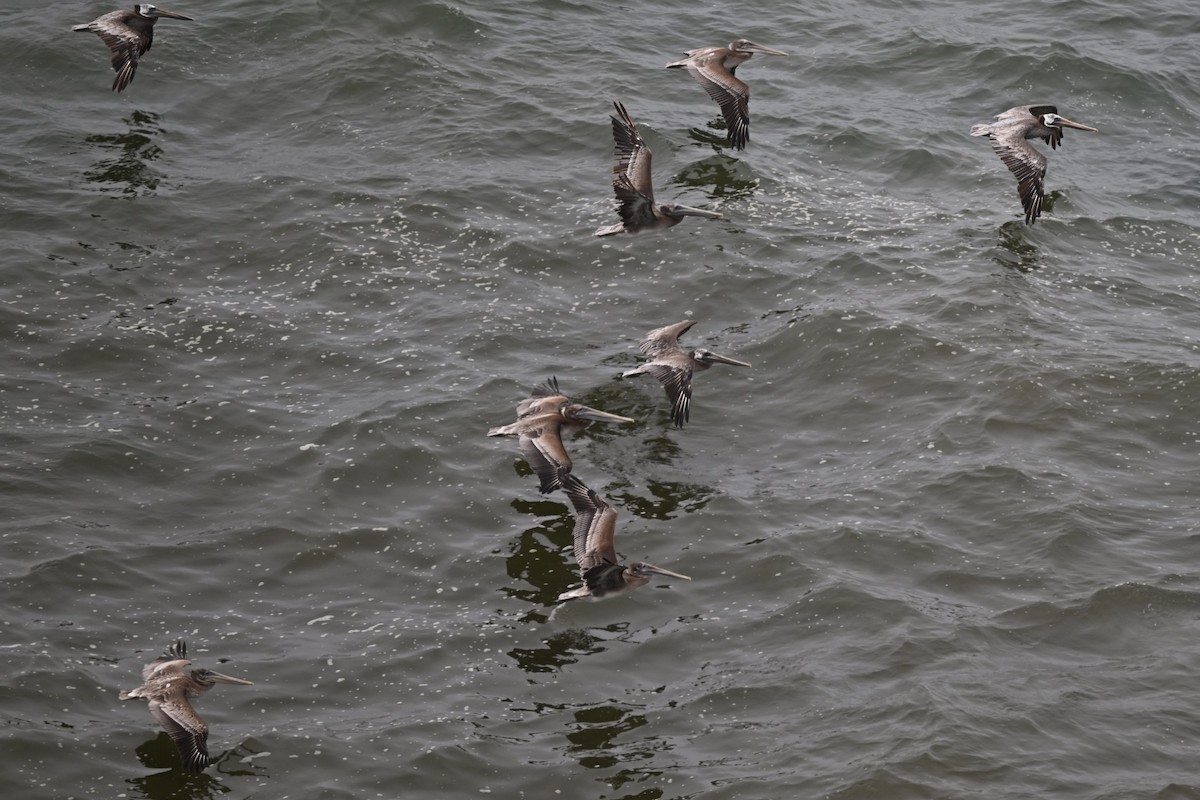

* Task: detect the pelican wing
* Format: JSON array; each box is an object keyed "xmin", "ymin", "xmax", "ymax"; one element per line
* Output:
[
  {"xmin": 989, "ymin": 127, "xmax": 1048, "ymax": 225},
  {"xmin": 149, "ymin": 697, "xmax": 210, "ymax": 773},
  {"xmin": 515, "ymin": 415, "xmax": 571, "ymax": 494},
  {"xmin": 82, "ymin": 12, "xmax": 154, "ymax": 92},
  {"xmin": 561, "ymin": 475, "xmax": 618, "ymax": 573},
  {"xmin": 639, "ymin": 363, "xmax": 694, "ymax": 427},
  {"xmin": 991, "ymin": 104, "xmax": 1058, "ymax": 123},
  {"xmin": 516, "ymin": 377, "xmax": 566, "ymax": 417},
  {"xmin": 612, "ymin": 176, "xmax": 658, "ymax": 231},
  {"xmin": 142, "ymin": 640, "xmax": 189, "ymax": 681},
  {"xmin": 606, "ymin": 101, "xmax": 661, "ymax": 231},
  {"xmin": 638, "ymin": 320, "xmax": 695, "ymax": 358},
  {"xmin": 142, "ymin": 657, "xmax": 189, "ymax": 683},
  {"xmin": 685, "ymin": 58, "xmax": 751, "ymax": 149},
  {"xmin": 490, "ymin": 410, "xmax": 571, "ymax": 493},
  {"xmin": 610, "ymin": 101, "xmax": 654, "ymax": 201}
]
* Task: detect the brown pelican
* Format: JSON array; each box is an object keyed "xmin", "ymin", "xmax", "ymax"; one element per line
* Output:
[
  {"xmin": 119, "ymin": 639, "xmax": 253, "ymax": 773},
  {"xmin": 666, "ymin": 39, "xmax": 787, "ymax": 150},
  {"xmin": 623, "ymin": 320, "xmax": 750, "ymax": 428},
  {"xmin": 557, "ymin": 474, "xmax": 691, "ymax": 601},
  {"xmin": 595, "ymin": 101, "xmax": 722, "ymax": 236},
  {"xmin": 488, "ymin": 377, "xmax": 636, "ymax": 494},
  {"xmin": 970, "ymin": 104, "xmax": 1098, "ymax": 225},
  {"xmin": 73, "ymin": 5, "xmax": 193, "ymax": 92}
]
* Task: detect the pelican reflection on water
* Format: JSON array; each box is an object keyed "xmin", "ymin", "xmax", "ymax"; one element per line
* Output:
[
  {"xmin": 557, "ymin": 474, "xmax": 691, "ymax": 601},
  {"xmin": 488, "ymin": 377, "xmax": 636, "ymax": 494},
  {"xmin": 667, "ymin": 39, "xmax": 787, "ymax": 150},
  {"xmin": 73, "ymin": 4, "xmax": 194, "ymax": 92},
  {"xmin": 971, "ymin": 104, "xmax": 1098, "ymax": 225},
  {"xmin": 119, "ymin": 640, "xmax": 252, "ymax": 773},
  {"xmin": 596, "ymin": 101, "xmax": 722, "ymax": 236},
  {"xmin": 624, "ymin": 320, "xmax": 751, "ymax": 428}
]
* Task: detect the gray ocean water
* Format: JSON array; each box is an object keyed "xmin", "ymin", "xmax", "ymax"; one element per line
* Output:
[{"xmin": 3, "ymin": 0, "xmax": 1200, "ymax": 797}]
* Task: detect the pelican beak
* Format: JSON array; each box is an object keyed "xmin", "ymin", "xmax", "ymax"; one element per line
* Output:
[
  {"xmin": 744, "ymin": 43, "xmax": 787, "ymax": 56},
  {"xmin": 153, "ymin": 9, "xmax": 194, "ymax": 20},
  {"xmin": 666, "ymin": 204, "xmax": 723, "ymax": 221},
  {"xmin": 644, "ymin": 564, "xmax": 692, "ymax": 581},
  {"xmin": 1057, "ymin": 117, "xmax": 1098, "ymax": 132},
  {"xmin": 208, "ymin": 671, "xmax": 254, "ymax": 686},
  {"xmin": 571, "ymin": 405, "xmax": 637, "ymax": 425},
  {"xmin": 705, "ymin": 351, "xmax": 752, "ymax": 368}
]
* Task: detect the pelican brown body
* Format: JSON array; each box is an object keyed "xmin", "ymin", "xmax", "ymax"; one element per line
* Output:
[
  {"xmin": 666, "ymin": 39, "xmax": 787, "ymax": 150},
  {"xmin": 623, "ymin": 320, "xmax": 751, "ymax": 428},
  {"xmin": 557, "ymin": 474, "xmax": 691, "ymax": 601},
  {"xmin": 488, "ymin": 377, "xmax": 636, "ymax": 494},
  {"xmin": 119, "ymin": 639, "xmax": 253, "ymax": 773},
  {"xmin": 73, "ymin": 4, "xmax": 193, "ymax": 92},
  {"xmin": 970, "ymin": 104, "xmax": 1098, "ymax": 224},
  {"xmin": 596, "ymin": 101, "xmax": 722, "ymax": 236}
]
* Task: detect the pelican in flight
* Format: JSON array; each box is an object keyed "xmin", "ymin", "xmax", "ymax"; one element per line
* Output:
[
  {"xmin": 488, "ymin": 377, "xmax": 636, "ymax": 494},
  {"xmin": 73, "ymin": 4, "xmax": 193, "ymax": 92},
  {"xmin": 623, "ymin": 320, "xmax": 750, "ymax": 428},
  {"xmin": 970, "ymin": 104, "xmax": 1098, "ymax": 225},
  {"xmin": 119, "ymin": 640, "xmax": 252, "ymax": 773},
  {"xmin": 595, "ymin": 101, "xmax": 722, "ymax": 236},
  {"xmin": 557, "ymin": 474, "xmax": 691, "ymax": 601},
  {"xmin": 667, "ymin": 39, "xmax": 787, "ymax": 150}
]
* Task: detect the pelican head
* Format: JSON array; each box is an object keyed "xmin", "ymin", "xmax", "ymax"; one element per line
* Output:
[
  {"xmin": 661, "ymin": 203, "xmax": 723, "ymax": 222},
  {"xmin": 562, "ymin": 403, "xmax": 636, "ymax": 426},
  {"xmin": 1041, "ymin": 113, "xmax": 1097, "ymax": 132},
  {"xmin": 626, "ymin": 561, "xmax": 692, "ymax": 587},
  {"xmin": 136, "ymin": 4, "xmax": 194, "ymax": 21},
  {"xmin": 729, "ymin": 39, "xmax": 788, "ymax": 57},
  {"xmin": 190, "ymin": 667, "xmax": 254, "ymax": 688},
  {"xmin": 692, "ymin": 347, "xmax": 752, "ymax": 368}
]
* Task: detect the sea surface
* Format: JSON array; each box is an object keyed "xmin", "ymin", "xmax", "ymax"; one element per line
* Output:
[{"xmin": 3, "ymin": 0, "xmax": 1200, "ymax": 798}]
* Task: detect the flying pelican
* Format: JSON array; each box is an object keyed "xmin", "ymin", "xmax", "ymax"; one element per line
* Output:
[
  {"xmin": 488, "ymin": 377, "xmax": 636, "ymax": 494},
  {"xmin": 666, "ymin": 39, "xmax": 787, "ymax": 150},
  {"xmin": 970, "ymin": 104, "xmax": 1098, "ymax": 225},
  {"xmin": 623, "ymin": 320, "xmax": 750, "ymax": 428},
  {"xmin": 595, "ymin": 101, "xmax": 722, "ymax": 236},
  {"xmin": 557, "ymin": 474, "xmax": 691, "ymax": 601},
  {"xmin": 73, "ymin": 4, "xmax": 194, "ymax": 92},
  {"xmin": 119, "ymin": 639, "xmax": 253, "ymax": 773}
]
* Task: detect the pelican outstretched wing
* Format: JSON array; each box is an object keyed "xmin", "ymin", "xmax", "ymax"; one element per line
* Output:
[
  {"xmin": 149, "ymin": 698, "xmax": 210, "ymax": 772},
  {"xmin": 560, "ymin": 475, "xmax": 618, "ymax": 573},
  {"xmin": 638, "ymin": 320, "xmax": 694, "ymax": 358},
  {"xmin": 75, "ymin": 12, "xmax": 154, "ymax": 92},
  {"xmin": 683, "ymin": 55, "xmax": 751, "ymax": 149},
  {"xmin": 609, "ymin": 102, "xmax": 658, "ymax": 230},
  {"xmin": 989, "ymin": 127, "xmax": 1049, "ymax": 225}
]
